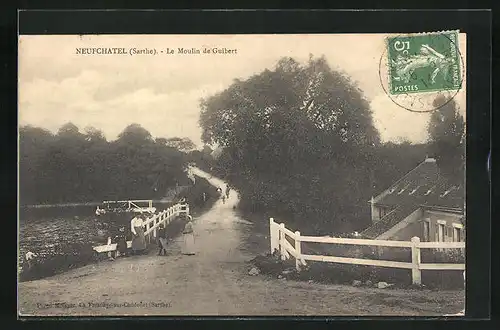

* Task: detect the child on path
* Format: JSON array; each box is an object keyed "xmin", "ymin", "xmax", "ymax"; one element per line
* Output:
[
  {"xmin": 115, "ymin": 227, "xmax": 128, "ymax": 258},
  {"xmin": 157, "ymin": 224, "xmax": 168, "ymax": 256}
]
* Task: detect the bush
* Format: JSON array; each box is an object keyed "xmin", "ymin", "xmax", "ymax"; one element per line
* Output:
[
  {"xmin": 420, "ymin": 248, "xmax": 465, "ymax": 289},
  {"xmin": 19, "ymin": 244, "xmax": 98, "ymax": 281},
  {"xmin": 182, "ymin": 177, "xmax": 219, "ymax": 215},
  {"xmin": 250, "ymin": 246, "xmax": 465, "ymax": 290}
]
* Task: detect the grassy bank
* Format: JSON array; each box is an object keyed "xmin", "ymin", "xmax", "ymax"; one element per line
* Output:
[{"xmin": 250, "ymin": 249, "xmax": 464, "ymax": 290}]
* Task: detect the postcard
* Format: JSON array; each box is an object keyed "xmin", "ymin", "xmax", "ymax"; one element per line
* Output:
[{"xmin": 18, "ymin": 33, "xmax": 466, "ymax": 316}]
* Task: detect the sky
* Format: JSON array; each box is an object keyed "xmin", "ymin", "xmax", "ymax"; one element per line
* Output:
[{"xmin": 18, "ymin": 34, "xmax": 467, "ymax": 147}]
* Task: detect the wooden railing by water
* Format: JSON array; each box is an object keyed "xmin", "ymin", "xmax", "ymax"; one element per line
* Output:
[
  {"xmin": 93, "ymin": 203, "xmax": 190, "ymax": 253},
  {"xmin": 269, "ymin": 218, "xmax": 465, "ymax": 285}
]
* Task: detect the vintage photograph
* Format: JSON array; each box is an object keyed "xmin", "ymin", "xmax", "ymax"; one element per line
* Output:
[{"xmin": 18, "ymin": 33, "xmax": 466, "ymax": 316}]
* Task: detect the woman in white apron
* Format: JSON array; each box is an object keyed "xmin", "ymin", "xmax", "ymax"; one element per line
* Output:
[{"xmin": 131, "ymin": 214, "xmax": 146, "ymax": 255}]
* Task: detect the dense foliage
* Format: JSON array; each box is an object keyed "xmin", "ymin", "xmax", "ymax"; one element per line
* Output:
[
  {"xmin": 198, "ymin": 56, "xmax": 430, "ymax": 234},
  {"xmin": 19, "ymin": 123, "xmax": 191, "ymax": 205},
  {"xmin": 427, "ymin": 96, "xmax": 465, "ymax": 185}
]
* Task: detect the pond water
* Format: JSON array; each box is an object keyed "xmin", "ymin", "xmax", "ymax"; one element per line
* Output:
[{"xmin": 18, "ymin": 203, "xmax": 173, "ymax": 281}]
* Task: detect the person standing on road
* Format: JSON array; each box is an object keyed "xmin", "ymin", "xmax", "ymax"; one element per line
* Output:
[
  {"xmin": 131, "ymin": 213, "xmax": 146, "ymax": 255},
  {"xmin": 225, "ymin": 185, "xmax": 231, "ymax": 199},
  {"xmin": 25, "ymin": 251, "xmax": 37, "ymax": 271},
  {"xmin": 182, "ymin": 215, "xmax": 196, "ymax": 255},
  {"xmin": 107, "ymin": 236, "xmax": 115, "ymax": 260}
]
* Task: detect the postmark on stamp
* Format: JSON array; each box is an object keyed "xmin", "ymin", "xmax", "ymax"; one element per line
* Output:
[
  {"xmin": 387, "ymin": 30, "xmax": 462, "ymax": 94},
  {"xmin": 379, "ymin": 30, "xmax": 465, "ymax": 113}
]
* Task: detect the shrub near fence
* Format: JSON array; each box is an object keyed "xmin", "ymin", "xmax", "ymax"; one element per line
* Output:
[{"xmin": 269, "ymin": 218, "xmax": 465, "ymax": 288}]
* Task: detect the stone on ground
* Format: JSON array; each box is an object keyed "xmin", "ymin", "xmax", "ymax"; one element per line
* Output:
[
  {"xmin": 377, "ymin": 281, "xmax": 392, "ymax": 289},
  {"xmin": 248, "ymin": 267, "xmax": 260, "ymax": 276}
]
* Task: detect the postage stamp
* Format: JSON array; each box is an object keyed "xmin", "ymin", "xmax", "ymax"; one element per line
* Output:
[{"xmin": 386, "ymin": 30, "xmax": 462, "ymax": 95}]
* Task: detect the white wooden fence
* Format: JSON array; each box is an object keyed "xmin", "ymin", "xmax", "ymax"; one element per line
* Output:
[
  {"xmin": 269, "ymin": 218, "xmax": 465, "ymax": 285},
  {"xmin": 93, "ymin": 203, "xmax": 190, "ymax": 253}
]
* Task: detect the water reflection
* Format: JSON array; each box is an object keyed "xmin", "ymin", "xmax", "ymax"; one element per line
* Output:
[{"xmin": 18, "ymin": 203, "xmax": 172, "ymax": 280}]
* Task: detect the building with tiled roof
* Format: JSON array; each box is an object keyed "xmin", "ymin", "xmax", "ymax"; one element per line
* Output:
[{"xmin": 361, "ymin": 157, "xmax": 465, "ymax": 243}]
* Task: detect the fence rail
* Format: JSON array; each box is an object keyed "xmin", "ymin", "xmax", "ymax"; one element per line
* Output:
[
  {"xmin": 269, "ymin": 218, "xmax": 465, "ymax": 285},
  {"xmin": 93, "ymin": 202, "xmax": 190, "ymax": 254}
]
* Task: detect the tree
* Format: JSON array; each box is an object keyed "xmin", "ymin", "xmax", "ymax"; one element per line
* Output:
[
  {"xmin": 199, "ymin": 55, "xmax": 381, "ymax": 233},
  {"xmin": 117, "ymin": 124, "xmax": 154, "ymax": 145},
  {"xmin": 427, "ymin": 95, "xmax": 465, "ymax": 185},
  {"xmin": 155, "ymin": 137, "xmax": 168, "ymax": 145},
  {"xmin": 19, "ymin": 122, "xmax": 189, "ymax": 205},
  {"xmin": 162, "ymin": 137, "xmax": 197, "ymax": 153},
  {"xmin": 202, "ymin": 145, "xmax": 213, "ymax": 155},
  {"xmin": 57, "ymin": 122, "xmax": 81, "ymax": 137},
  {"xmin": 84, "ymin": 126, "xmax": 107, "ymax": 143},
  {"xmin": 19, "ymin": 126, "xmax": 56, "ymax": 204}
]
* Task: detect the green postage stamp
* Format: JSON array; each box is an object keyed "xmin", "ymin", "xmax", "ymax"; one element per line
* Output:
[{"xmin": 387, "ymin": 30, "xmax": 462, "ymax": 95}]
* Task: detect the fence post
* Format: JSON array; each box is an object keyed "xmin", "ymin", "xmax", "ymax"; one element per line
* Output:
[
  {"xmin": 146, "ymin": 222, "xmax": 151, "ymax": 244},
  {"xmin": 279, "ymin": 223, "xmax": 286, "ymax": 260},
  {"xmin": 153, "ymin": 216, "xmax": 157, "ymax": 238},
  {"xmin": 411, "ymin": 236, "xmax": 422, "ymax": 285},
  {"xmin": 270, "ymin": 218, "xmax": 276, "ymax": 254},
  {"xmin": 295, "ymin": 231, "xmax": 302, "ymax": 271}
]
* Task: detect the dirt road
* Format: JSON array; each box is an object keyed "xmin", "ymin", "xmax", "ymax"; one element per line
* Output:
[{"xmin": 18, "ymin": 168, "xmax": 464, "ymax": 316}]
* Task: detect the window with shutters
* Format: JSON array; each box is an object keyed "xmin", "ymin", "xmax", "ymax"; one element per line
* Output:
[
  {"xmin": 452, "ymin": 223, "xmax": 464, "ymax": 242},
  {"xmin": 423, "ymin": 220, "xmax": 430, "ymax": 242},
  {"xmin": 378, "ymin": 206, "xmax": 388, "ymax": 219},
  {"xmin": 447, "ymin": 227, "xmax": 453, "ymax": 239},
  {"xmin": 437, "ymin": 221, "xmax": 446, "ymax": 242}
]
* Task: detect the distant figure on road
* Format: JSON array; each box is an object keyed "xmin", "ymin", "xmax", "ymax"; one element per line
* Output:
[
  {"xmin": 182, "ymin": 216, "xmax": 196, "ymax": 255},
  {"xmin": 225, "ymin": 185, "xmax": 231, "ymax": 198},
  {"xmin": 131, "ymin": 213, "xmax": 146, "ymax": 255},
  {"xmin": 157, "ymin": 224, "xmax": 168, "ymax": 256}
]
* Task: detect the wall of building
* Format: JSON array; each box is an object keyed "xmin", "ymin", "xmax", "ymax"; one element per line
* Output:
[
  {"xmin": 376, "ymin": 208, "xmax": 464, "ymax": 242},
  {"xmin": 371, "ymin": 204, "xmax": 395, "ymax": 223},
  {"xmin": 424, "ymin": 209, "xmax": 465, "ymax": 242},
  {"xmin": 371, "ymin": 200, "xmax": 378, "ymax": 222},
  {"xmin": 377, "ymin": 208, "xmax": 423, "ymax": 240}
]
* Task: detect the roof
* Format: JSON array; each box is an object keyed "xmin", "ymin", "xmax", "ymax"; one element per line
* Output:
[
  {"xmin": 361, "ymin": 203, "xmax": 418, "ymax": 239},
  {"xmin": 373, "ymin": 158, "xmax": 464, "ymax": 211}
]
